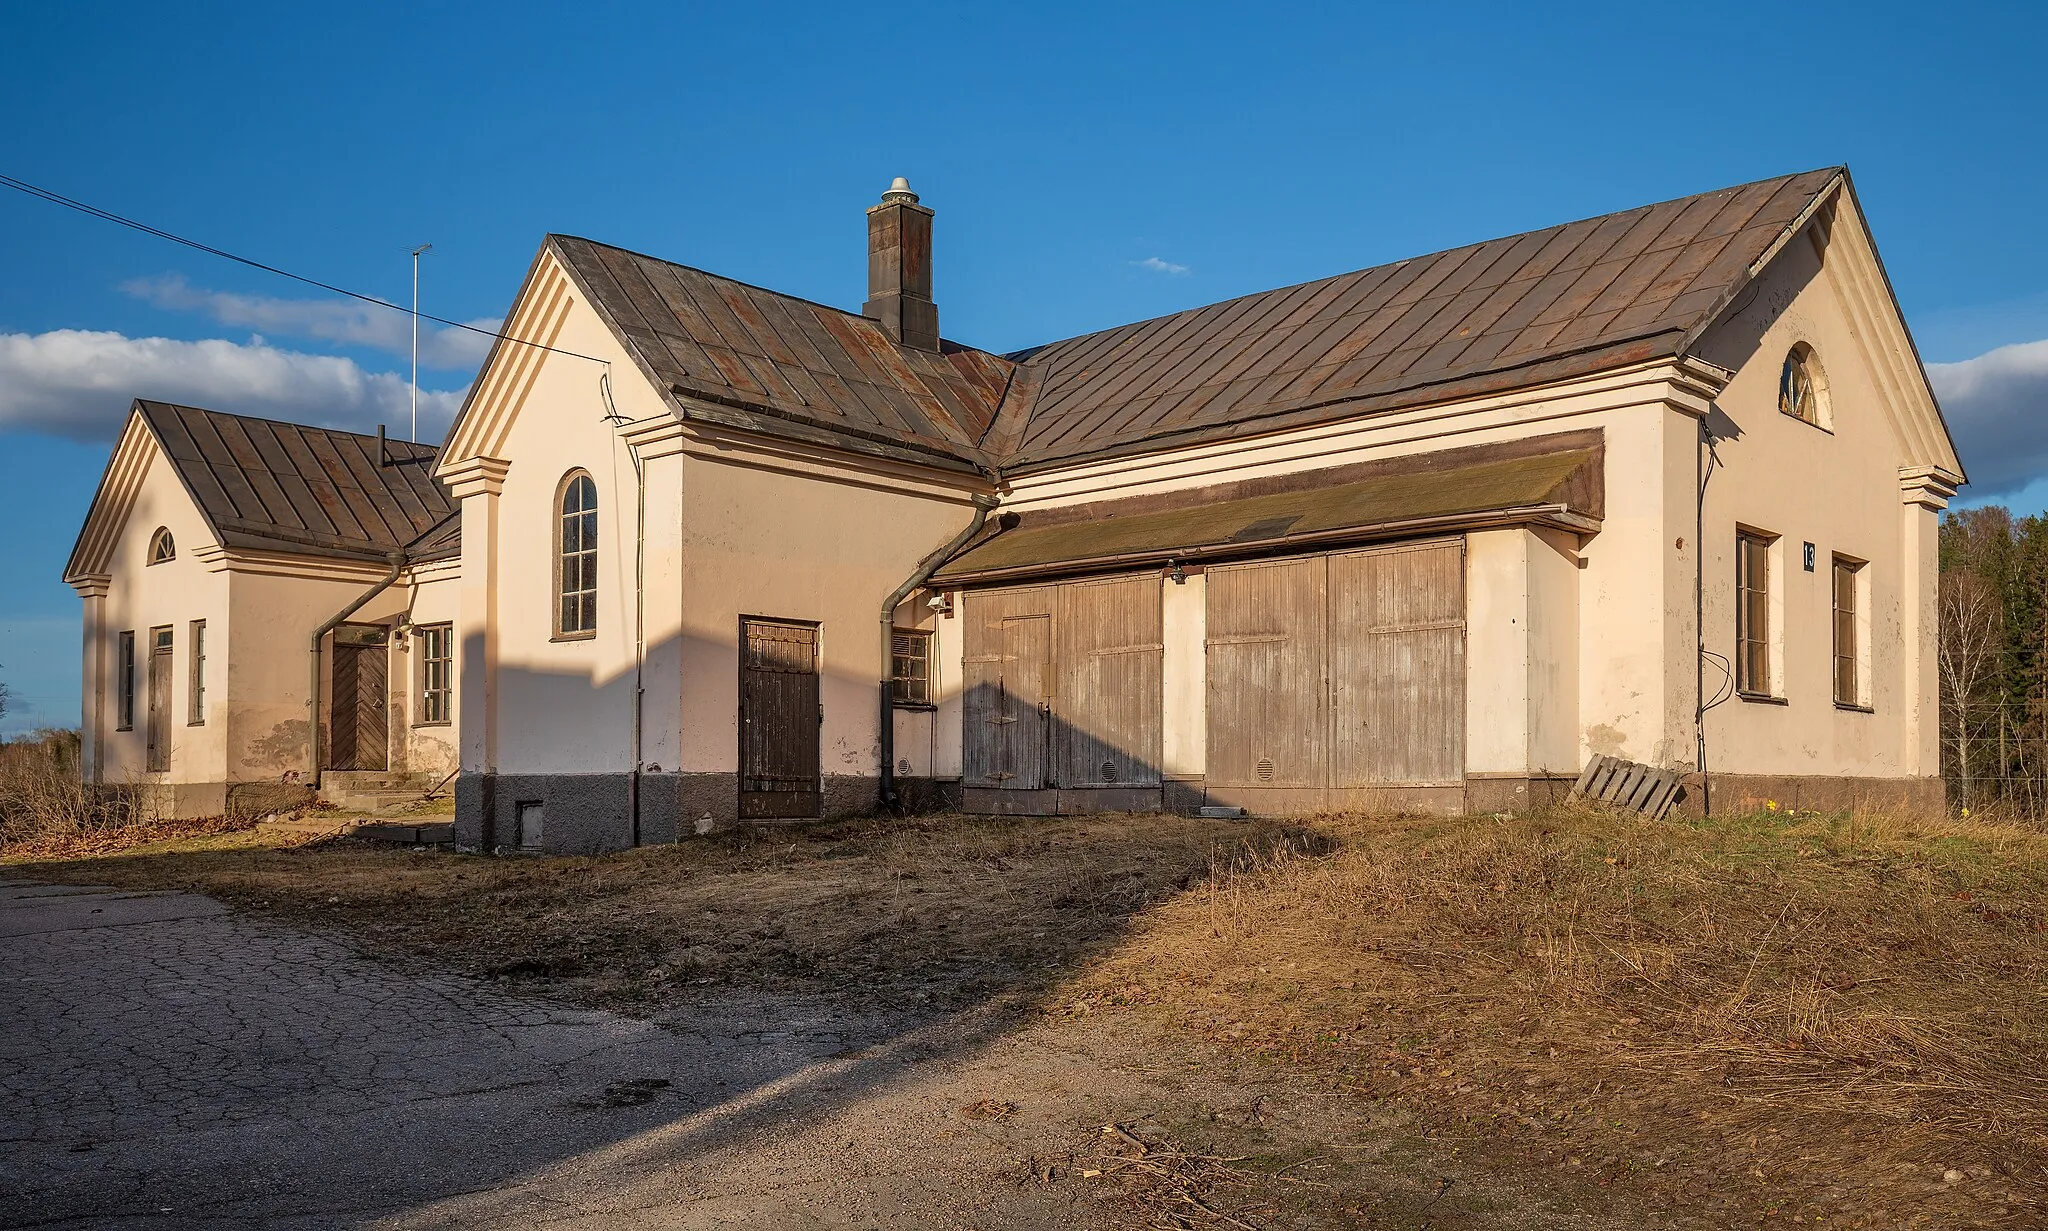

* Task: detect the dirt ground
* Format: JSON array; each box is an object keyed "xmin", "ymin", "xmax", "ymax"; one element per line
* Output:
[{"xmin": 9, "ymin": 807, "xmax": 2044, "ymax": 1228}]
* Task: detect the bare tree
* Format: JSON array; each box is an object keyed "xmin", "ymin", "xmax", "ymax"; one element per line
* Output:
[{"xmin": 1940, "ymin": 570, "xmax": 2003, "ymax": 808}]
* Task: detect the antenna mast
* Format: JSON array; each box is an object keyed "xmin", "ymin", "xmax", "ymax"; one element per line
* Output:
[{"xmin": 409, "ymin": 243, "xmax": 433, "ymax": 442}]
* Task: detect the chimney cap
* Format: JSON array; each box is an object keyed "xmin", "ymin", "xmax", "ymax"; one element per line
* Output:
[{"xmin": 880, "ymin": 176, "xmax": 919, "ymax": 205}]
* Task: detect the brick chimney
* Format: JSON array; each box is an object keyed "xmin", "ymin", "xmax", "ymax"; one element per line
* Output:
[{"xmin": 862, "ymin": 177, "xmax": 939, "ymax": 351}]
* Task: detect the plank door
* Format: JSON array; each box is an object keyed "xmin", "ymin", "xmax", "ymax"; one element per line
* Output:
[
  {"xmin": 739, "ymin": 618, "xmax": 821, "ymax": 819},
  {"xmin": 329, "ymin": 629, "xmax": 390, "ymax": 772},
  {"xmin": 962, "ymin": 588, "xmax": 1054, "ymax": 791},
  {"xmin": 1329, "ymin": 540, "xmax": 1465, "ymax": 795},
  {"xmin": 1054, "ymin": 575, "xmax": 1164, "ymax": 788},
  {"xmin": 145, "ymin": 626, "xmax": 173, "ymax": 772},
  {"xmin": 1205, "ymin": 557, "xmax": 1326, "ymax": 803}
]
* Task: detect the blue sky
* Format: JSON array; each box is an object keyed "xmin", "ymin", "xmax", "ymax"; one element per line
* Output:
[{"xmin": 2, "ymin": 1, "xmax": 2044, "ymax": 735}]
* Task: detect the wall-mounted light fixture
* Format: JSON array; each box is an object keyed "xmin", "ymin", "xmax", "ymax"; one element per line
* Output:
[
  {"xmin": 1165, "ymin": 558, "xmax": 1188, "ymax": 585},
  {"xmin": 926, "ymin": 590, "xmax": 954, "ymax": 615}
]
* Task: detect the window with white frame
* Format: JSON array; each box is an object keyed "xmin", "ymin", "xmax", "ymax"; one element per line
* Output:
[
  {"xmin": 556, "ymin": 471, "xmax": 598, "ymax": 637},
  {"xmin": 417, "ymin": 623, "xmax": 453, "ymax": 725},
  {"xmin": 890, "ymin": 629, "xmax": 933, "ymax": 707},
  {"xmin": 1778, "ymin": 344, "xmax": 1827, "ymax": 427},
  {"xmin": 149, "ymin": 527, "xmax": 175, "ymax": 564}
]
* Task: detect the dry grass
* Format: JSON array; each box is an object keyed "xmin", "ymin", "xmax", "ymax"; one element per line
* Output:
[
  {"xmin": 14, "ymin": 802, "xmax": 2047, "ymax": 1224},
  {"xmin": 1068, "ymin": 803, "xmax": 2048, "ymax": 1224},
  {"xmin": 0, "ymin": 730, "xmax": 150, "ymax": 842}
]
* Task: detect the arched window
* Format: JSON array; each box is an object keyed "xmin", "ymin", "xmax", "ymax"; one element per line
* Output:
[
  {"xmin": 1778, "ymin": 343, "xmax": 1826, "ymax": 427},
  {"xmin": 555, "ymin": 471, "xmax": 598, "ymax": 637},
  {"xmin": 148, "ymin": 527, "xmax": 175, "ymax": 564}
]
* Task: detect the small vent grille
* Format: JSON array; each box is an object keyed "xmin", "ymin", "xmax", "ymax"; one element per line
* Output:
[
  {"xmin": 1256, "ymin": 758, "xmax": 1276, "ymax": 782},
  {"xmin": 1100, "ymin": 760, "xmax": 1120, "ymax": 783},
  {"xmin": 898, "ymin": 758, "xmax": 912, "ymax": 775}
]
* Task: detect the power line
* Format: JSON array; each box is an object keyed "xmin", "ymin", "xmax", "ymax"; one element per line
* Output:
[{"xmin": 0, "ymin": 171, "xmax": 608, "ymax": 366}]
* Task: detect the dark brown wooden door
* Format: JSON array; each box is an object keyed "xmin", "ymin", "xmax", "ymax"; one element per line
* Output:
[
  {"xmin": 739, "ymin": 619, "xmax": 820, "ymax": 819},
  {"xmin": 330, "ymin": 633, "xmax": 389, "ymax": 772},
  {"xmin": 146, "ymin": 627, "xmax": 172, "ymax": 772}
]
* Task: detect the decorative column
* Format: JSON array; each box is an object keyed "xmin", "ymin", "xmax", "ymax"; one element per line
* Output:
[
  {"xmin": 1900, "ymin": 466, "xmax": 1958, "ymax": 784},
  {"xmin": 72, "ymin": 576, "xmax": 112, "ymax": 786},
  {"xmin": 617, "ymin": 415, "xmax": 690, "ymax": 843},
  {"xmin": 444, "ymin": 456, "xmax": 509, "ymax": 851}
]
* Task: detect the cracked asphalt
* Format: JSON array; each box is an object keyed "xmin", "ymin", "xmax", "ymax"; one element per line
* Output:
[{"xmin": 1, "ymin": 876, "xmax": 1068, "ymax": 1230}]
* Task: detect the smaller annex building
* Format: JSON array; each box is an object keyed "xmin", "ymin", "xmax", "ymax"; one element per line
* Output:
[{"xmin": 64, "ymin": 401, "xmax": 462, "ymax": 816}]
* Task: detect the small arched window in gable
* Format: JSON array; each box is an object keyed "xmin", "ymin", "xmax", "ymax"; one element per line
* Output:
[
  {"xmin": 1778, "ymin": 343, "xmax": 1827, "ymax": 427},
  {"xmin": 148, "ymin": 527, "xmax": 176, "ymax": 565},
  {"xmin": 556, "ymin": 471, "xmax": 598, "ymax": 637}
]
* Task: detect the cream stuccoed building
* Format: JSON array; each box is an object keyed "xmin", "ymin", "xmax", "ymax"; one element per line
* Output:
[{"xmin": 71, "ymin": 169, "xmax": 1964, "ymax": 848}]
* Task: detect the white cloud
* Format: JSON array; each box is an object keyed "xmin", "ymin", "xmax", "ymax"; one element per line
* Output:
[
  {"xmin": 1928, "ymin": 337, "xmax": 2048, "ymax": 497},
  {"xmin": 0, "ymin": 329, "xmax": 468, "ymax": 444},
  {"xmin": 122, "ymin": 274, "xmax": 500, "ymax": 370},
  {"xmin": 1132, "ymin": 256, "xmax": 1191, "ymax": 276}
]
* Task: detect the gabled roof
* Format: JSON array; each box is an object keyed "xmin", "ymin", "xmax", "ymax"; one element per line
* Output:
[
  {"xmin": 548, "ymin": 235, "xmax": 1012, "ymax": 472},
  {"xmin": 469, "ymin": 168, "xmax": 1907, "ymax": 481},
  {"xmin": 998, "ymin": 168, "xmax": 1845, "ymax": 470},
  {"xmin": 64, "ymin": 401, "xmax": 458, "ymax": 582}
]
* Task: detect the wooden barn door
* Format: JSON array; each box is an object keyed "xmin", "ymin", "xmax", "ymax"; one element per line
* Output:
[
  {"xmin": 739, "ymin": 618, "xmax": 821, "ymax": 819},
  {"xmin": 1055, "ymin": 575, "xmax": 1163, "ymax": 788},
  {"xmin": 145, "ymin": 626, "xmax": 173, "ymax": 772},
  {"xmin": 329, "ymin": 624, "xmax": 389, "ymax": 772},
  {"xmin": 963, "ymin": 587, "xmax": 1054, "ymax": 792},
  {"xmin": 1204, "ymin": 557, "xmax": 1327, "ymax": 811},
  {"xmin": 1328, "ymin": 540, "xmax": 1465, "ymax": 809}
]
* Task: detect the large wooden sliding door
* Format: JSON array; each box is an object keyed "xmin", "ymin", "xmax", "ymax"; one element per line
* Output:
[
  {"xmin": 1207, "ymin": 539, "xmax": 1466, "ymax": 813},
  {"xmin": 962, "ymin": 575, "xmax": 1163, "ymax": 811},
  {"xmin": 739, "ymin": 618, "xmax": 821, "ymax": 819}
]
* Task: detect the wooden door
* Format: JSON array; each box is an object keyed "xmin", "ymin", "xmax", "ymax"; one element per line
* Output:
[
  {"xmin": 1205, "ymin": 557, "xmax": 1326, "ymax": 803},
  {"xmin": 962, "ymin": 587, "xmax": 1054, "ymax": 790},
  {"xmin": 145, "ymin": 627, "xmax": 172, "ymax": 772},
  {"xmin": 329, "ymin": 630, "xmax": 390, "ymax": 772},
  {"xmin": 739, "ymin": 618, "xmax": 821, "ymax": 819},
  {"xmin": 1328, "ymin": 540, "xmax": 1464, "ymax": 791},
  {"xmin": 1054, "ymin": 575, "xmax": 1163, "ymax": 787}
]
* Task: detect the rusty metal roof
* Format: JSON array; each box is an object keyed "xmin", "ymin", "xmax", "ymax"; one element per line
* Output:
[
  {"xmin": 549, "ymin": 235, "xmax": 1012, "ymax": 473},
  {"xmin": 997, "ymin": 169, "xmax": 1843, "ymax": 471},
  {"xmin": 932, "ymin": 435, "xmax": 1602, "ymax": 584},
  {"xmin": 138, "ymin": 401, "xmax": 460, "ymax": 563},
  {"xmin": 543, "ymin": 171, "xmax": 1839, "ymax": 478}
]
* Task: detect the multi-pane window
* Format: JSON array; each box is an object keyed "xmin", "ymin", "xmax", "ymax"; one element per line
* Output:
[
  {"xmin": 116, "ymin": 630, "xmax": 136, "ymax": 730},
  {"xmin": 149, "ymin": 527, "xmax": 175, "ymax": 564},
  {"xmin": 890, "ymin": 629, "xmax": 933, "ymax": 707},
  {"xmin": 1735, "ymin": 532, "xmax": 1773, "ymax": 696},
  {"xmin": 418, "ymin": 623, "xmax": 453, "ymax": 725},
  {"xmin": 1833, "ymin": 558, "xmax": 1864, "ymax": 708},
  {"xmin": 556, "ymin": 471, "xmax": 598, "ymax": 637},
  {"xmin": 1779, "ymin": 345, "xmax": 1823, "ymax": 426},
  {"xmin": 188, "ymin": 620, "xmax": 206, "ymax": 724}
]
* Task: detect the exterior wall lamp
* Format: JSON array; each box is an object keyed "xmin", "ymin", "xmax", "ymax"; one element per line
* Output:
[{"xmin": 1165, "ymin": 559, "xmax": 1188, "ymax": 585}]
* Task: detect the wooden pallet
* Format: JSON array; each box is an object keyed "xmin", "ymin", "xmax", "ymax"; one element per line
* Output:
[{"xmin": 1570, "ymin": 754, "xmax": 1684, "ymax": 819}]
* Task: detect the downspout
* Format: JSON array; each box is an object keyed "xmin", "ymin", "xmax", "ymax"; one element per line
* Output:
[
  {"xmin": 308, "ymin": 549, "xmax": 407, "ymax": 786},
  {"xmin": 879, "ymin": 494, "xmax": 998, "ymax": 813},
  {"xmin": 626, "ymin": 430, "xmax": 646, "ymax": 847}
]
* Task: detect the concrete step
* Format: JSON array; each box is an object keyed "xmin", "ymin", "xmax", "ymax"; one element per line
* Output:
[{"xmin": 354, "ymin": 821, "xmax": 454, "ymax": 846}]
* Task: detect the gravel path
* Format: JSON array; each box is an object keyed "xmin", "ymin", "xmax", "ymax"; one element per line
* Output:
[{"xmin": 0, "ymin": 877, "xmax": 1096, "ymax": 1229}]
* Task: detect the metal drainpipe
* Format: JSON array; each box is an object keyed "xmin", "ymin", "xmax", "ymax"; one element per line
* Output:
[
  {"xmin": 879, "ymin": 495, "xmax": 998, "ymax": 813},
  {"xmin": 307, "ymin": 549, "xmax": 408, "ymax": 787}
]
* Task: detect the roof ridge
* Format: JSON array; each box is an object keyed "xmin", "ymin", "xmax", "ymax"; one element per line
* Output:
[
  {"xmin": 1001, "ymin": 167, "xmax": 1846, "ymax": 361},
  {"xmin": 546, "ymin": 233, "xmax": 1005, "ymax": 360},
  {"xmin": 134, "ymin": 399, "xmax": 443, "ymax": 454}
]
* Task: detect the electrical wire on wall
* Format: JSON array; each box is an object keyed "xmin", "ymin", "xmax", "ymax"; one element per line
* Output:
[{"xmin": 1694, "ymin": 413, "xmax": 1735, "ymax": 817}]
